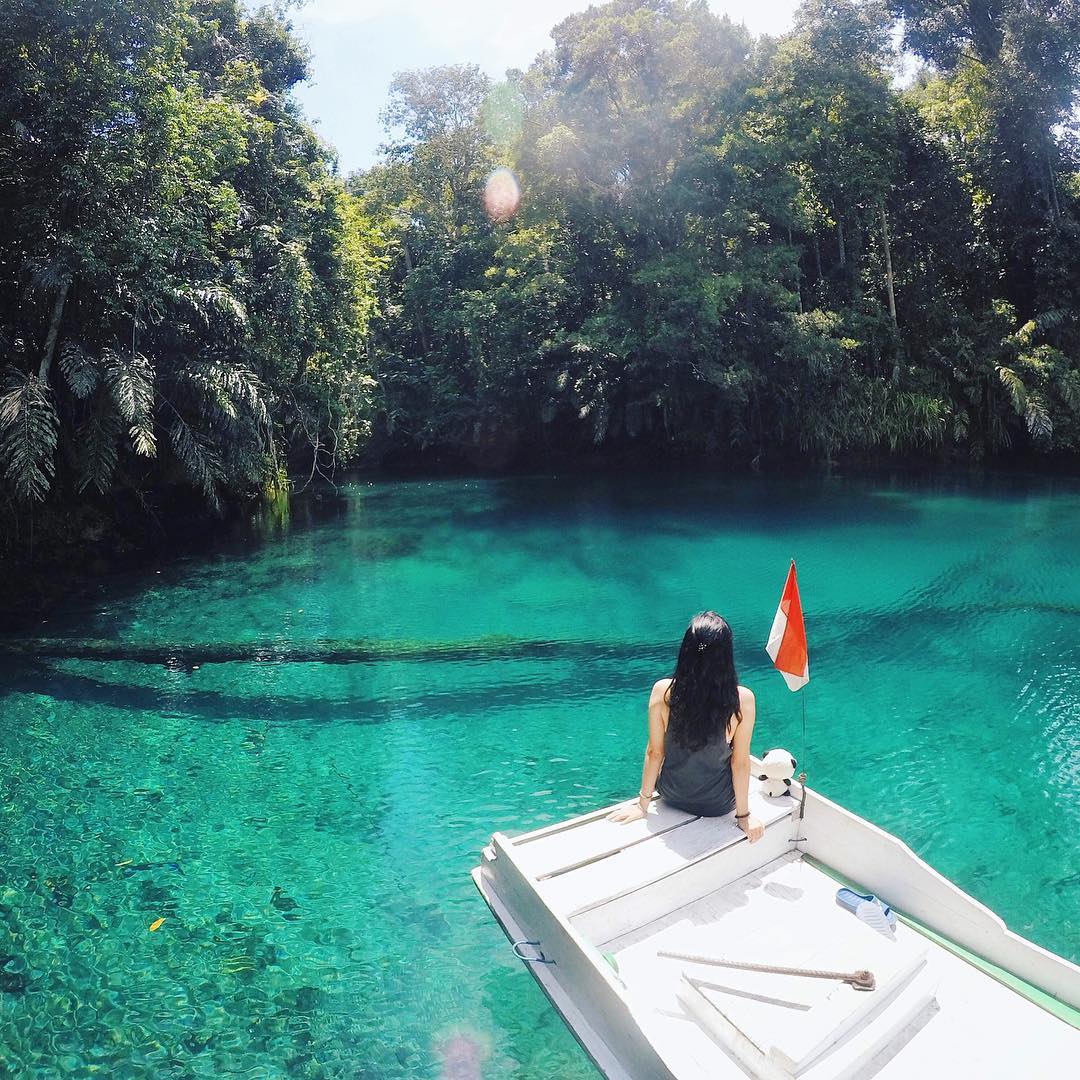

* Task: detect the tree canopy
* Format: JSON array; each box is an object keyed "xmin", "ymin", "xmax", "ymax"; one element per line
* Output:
[
  {"xmin": 358, "ymin": 0, "xmax": 1080, "ymax": 465},
  {"xmin": 2, "ymin": 0, "xmax": 1079, "ymax": 549},
  {"xmin": 0, "ymin": 0, "xmax": 380, "ymax": 533}
]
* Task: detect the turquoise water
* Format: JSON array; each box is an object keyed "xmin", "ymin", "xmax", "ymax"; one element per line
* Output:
[{"xmin": 1, "ymin": 470, "xmax": 1078, "ymax": 1078}]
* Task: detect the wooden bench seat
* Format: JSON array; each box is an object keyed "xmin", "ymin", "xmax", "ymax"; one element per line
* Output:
[{"xmin": 509, "ymin": 788, "xmax": 794, "ymax": 918}]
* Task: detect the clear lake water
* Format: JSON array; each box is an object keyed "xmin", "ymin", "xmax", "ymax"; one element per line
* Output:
[{"xmin": 1, "ymin": 468, "xmax": 1078, "ymax": 1077}]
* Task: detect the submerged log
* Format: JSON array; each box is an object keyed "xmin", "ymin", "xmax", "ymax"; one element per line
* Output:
[{"xmin": 0, "ymin": 636, "xmax": 667, "ymax": 668}]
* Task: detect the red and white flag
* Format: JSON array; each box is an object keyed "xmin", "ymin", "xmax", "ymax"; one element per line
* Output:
[{"xmin": 766, "ymin": 561, "xmax": 809, "ymax": 691}]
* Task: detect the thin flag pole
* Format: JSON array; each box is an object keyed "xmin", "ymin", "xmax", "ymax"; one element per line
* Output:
[
  {"xmin": 796, "ymin": 556, "xmax": 807, "ymax": 766},
  {"xmin": 800, "ymin": 688, "xmax": 807, "ymax": 771},
  {"xmin": 796, "ymin": 689, "xmax": 809, "ymax": 840},
  {"xmin": 790, "ymin": 558, "xmax": 807, "ymax": 780},
  {"xmin": 765, "ymin": 559, "xmax": 810, "ymax": 840}
]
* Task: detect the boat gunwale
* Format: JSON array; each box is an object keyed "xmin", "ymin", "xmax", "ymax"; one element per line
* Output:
[
  {"xmin": 470, "ymin": 863, "xmax": 634, "ymax": 1079},
  {"xmin": 802, "ymin": 854, "xmax": 1080, "ymax": 1030},
  {"xmin": 794, "ymin": 782, "xmax": 1080, "ymax": 1016},
  {"xmin": 485, "ymin": 828, "xmax": 680, "ymax": 1077}
]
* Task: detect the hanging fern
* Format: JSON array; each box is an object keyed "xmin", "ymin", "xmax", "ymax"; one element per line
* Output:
[
  {"xmin": 76, "ymin": 402, "xmax": 122, "ymax": 494},
  {"xmin": 104, "ymin": 349, "xmax": 155, "ymax": 423},
  {"xmin": 59, "ymin": 341, "xmax": 100, "ymax": 399},
  {"xmin": 129, "ymin": 423, "xmax": 157, "ymax": 457},
  {"xmin": 997, "ymin": 365, "xmax": 1027, "ymax": 411},
  {"xmin": 104, "ymin": 349, "xmax": 157, "ymax": 456},
  {"xmin": 1025, "ymin": 395, "xmax": 1052, "ymax": 441},
  {"xmin": 181, "ymin": 364, "xmax": 237, "ymax": 424},
  {"xmin": 227, "ymin": 440, "xmax": 267, "ymax": 487},
  {"xmin": 0, "ymin": 369, "xmax": 59, "ymax": 501},
  {"xmin": 171, "ymin": 284, "xmax": 249, "ymax": 329},
  {"xmin": 173, "ymin": 360, "xmax": 270, "ymax": 433},
  {"xmin": 1032, "ymin": 309, "xmax": 1066, "ymax": 334},
  {"xmin": 952, "ymin": 408, "xmax": 969, "ymax": 443},
  {"xmin": 168, "ymin": 414, "xmax": 222, "ymax": 511},
  {"xmin": 1060, "ymin": 369, "xmax": 1080, "ymax": 412},
  {"xmin": 221, "ymin": 365, "xmax": 270, "ymax": 429}
]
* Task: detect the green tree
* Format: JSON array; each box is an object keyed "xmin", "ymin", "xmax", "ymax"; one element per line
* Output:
[
  {"xmin": 0, "ymin": 0, "xmax": 381, "ymax": 536},
  {"xmin": 893, "ymin": 1, "xmax": 1080, "ymax": 316}
]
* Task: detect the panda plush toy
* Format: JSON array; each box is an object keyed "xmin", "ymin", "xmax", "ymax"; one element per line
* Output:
[{"xmin": 757, "ymin": 748, "xmax": 797, "ymax": 797}]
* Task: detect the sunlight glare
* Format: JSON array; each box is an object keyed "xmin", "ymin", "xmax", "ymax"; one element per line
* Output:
[{"xmin": 483, "ymin": 168, "xmax": 521, "ymax": 223}]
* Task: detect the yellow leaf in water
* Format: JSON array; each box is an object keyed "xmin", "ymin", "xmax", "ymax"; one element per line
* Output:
[{"xmin": 148, "ymin": 917, "xmax": 166, "ymax": 932}]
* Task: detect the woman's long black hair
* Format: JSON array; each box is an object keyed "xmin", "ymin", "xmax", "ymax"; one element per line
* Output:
[{"xmin": 665, "ymin": 611, "xmax": 741, "ymax": 752}]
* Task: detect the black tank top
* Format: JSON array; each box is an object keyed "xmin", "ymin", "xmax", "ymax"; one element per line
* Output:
[{"xmin": 656, "ymin": 722, "xmax": 736, "ymax": 817}]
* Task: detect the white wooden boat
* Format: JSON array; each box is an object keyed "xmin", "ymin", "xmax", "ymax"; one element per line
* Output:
[{"xmin": 472, "ymin": 764, "xmax": 1080, "ymax": 1078}]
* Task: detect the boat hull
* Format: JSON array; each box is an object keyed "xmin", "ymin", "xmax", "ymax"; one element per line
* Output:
[{"xmin": 472, "ymin": 773, "xmax": 1080, "ymax": 1078}]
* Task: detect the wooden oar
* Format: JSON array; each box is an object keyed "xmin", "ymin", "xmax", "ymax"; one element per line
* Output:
[{"xmin": 657, "ymin": 949, "xmax": 876, "ymax": 991}]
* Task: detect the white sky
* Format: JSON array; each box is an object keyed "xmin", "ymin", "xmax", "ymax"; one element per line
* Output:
[{"xmin": 289, "ymin": 0, "xmax": 804, "ymax": 174}]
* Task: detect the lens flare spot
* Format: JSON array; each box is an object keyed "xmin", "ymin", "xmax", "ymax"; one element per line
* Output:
[
  {"xmin": 483, "ymin": 168, "xmax": 520, "ymax": 223},
  {"xmin": 435, "ymin": 1027, "xmax": 489, "ymax": 1079}
]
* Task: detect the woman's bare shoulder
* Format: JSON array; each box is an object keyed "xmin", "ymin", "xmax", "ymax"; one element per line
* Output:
[
  {"xmin": 738, "ymin": 684, "xmax": 756, "ymax": 708},
  {"xmin": 650, "ymin": 677, "xmax": 674, "ymax": 702}
]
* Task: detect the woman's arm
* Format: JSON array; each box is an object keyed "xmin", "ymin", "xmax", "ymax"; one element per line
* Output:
[
  {"xmin": 731, "ymin": 686, "xmax": 764, "ymax": 842},
  {"xmin": 607, "ymin": 679, "xmax": 669, "ymax": 823}
]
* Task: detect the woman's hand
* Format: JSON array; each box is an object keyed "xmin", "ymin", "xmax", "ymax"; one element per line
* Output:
[
  {"xmin": 737, "ymin": 815, "xmax": 764, "ymax": 843},
  {"xmin": 607, "ymin": 800, "xmax": 648, "ymax": 824}
]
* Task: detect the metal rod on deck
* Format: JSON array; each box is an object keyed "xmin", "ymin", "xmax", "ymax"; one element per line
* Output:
[{"xmin": 657, "ymin": 950, "xmax": 876, "ymax": 991}]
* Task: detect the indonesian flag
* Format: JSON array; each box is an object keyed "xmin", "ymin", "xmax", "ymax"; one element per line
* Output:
[{"xmin": 766, "ymin": 561, "xmax": 809, "ymax": 691}]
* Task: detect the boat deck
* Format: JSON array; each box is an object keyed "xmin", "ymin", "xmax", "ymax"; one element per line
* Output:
[
  {"xmin": 483, "ymin": 788, "xmax": 1080, "ymax": 1078},
  {"xmin": 518, "ymin": 785, "xmax": 792, "ymax": 930},
  {"xmin": 604, "ymin": 853, "xmax": 1075, "ymax": 1078}
]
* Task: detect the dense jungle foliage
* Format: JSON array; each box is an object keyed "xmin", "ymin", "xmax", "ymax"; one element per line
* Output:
[
  {"xmin": 0, "ymin": 0, "xmax": 381, "ymax": 548},
  {"xmin": 1, "ymin": 0, "xmax": 1079, "ymax": 551}
]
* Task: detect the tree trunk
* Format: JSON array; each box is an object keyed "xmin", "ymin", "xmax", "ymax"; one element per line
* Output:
[
  {"xmin": 788, "ymin": 226, "xmax": 804, "ymax": 314},
  {"xmin": 39, "ymin": 276, "xmax": 72, "ymax": 381},
  {"xmin": 1048, "ymin": 154, "xmax": 1061, "ymax": 222},
  {"xmin": 400, "ymin": 240, "xmax": 430, "ymax": 356},
  {"xmin": 813, "ymin": 234, "xmax": 822, "ymax": 282},
  {"xmin": 879, "ymin": 203, "xmax": 896, "ymax": 324},
  {"xmin": 835, "ymin": 219, "xmax": 846, "ymax": 267}
]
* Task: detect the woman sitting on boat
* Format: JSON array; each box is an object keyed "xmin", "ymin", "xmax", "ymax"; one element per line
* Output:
[{"xmin": 609, "ymin": 611, "xmax": 764, "ymax": 843}]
